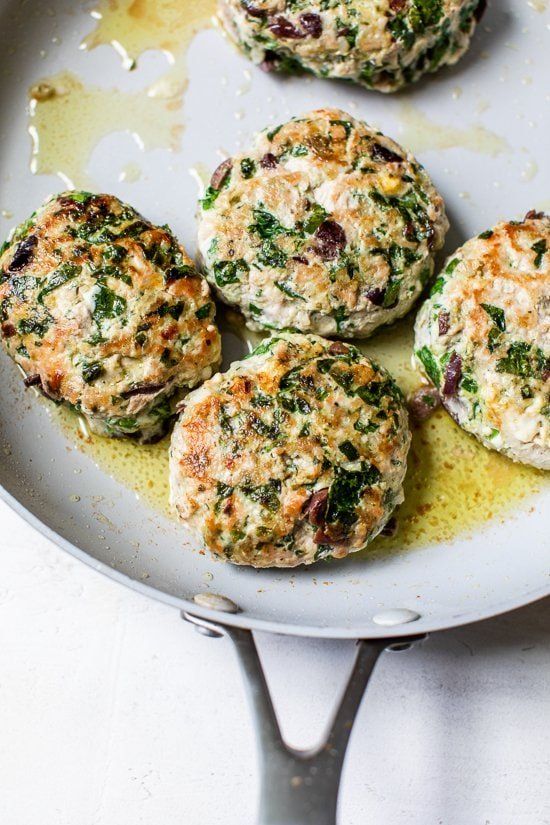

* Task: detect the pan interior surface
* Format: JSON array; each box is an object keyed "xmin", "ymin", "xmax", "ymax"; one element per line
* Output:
[{"xmin": 0, "ymin": 0, "xmax": 548, "ymax": 637}]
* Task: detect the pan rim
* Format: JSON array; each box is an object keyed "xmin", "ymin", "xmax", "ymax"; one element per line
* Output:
[{"xmin": 3, "ymin": 480, "xmax": 549, "ymax": 639}]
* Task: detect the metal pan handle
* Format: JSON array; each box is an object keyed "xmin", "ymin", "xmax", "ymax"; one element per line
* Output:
[{"xmin": 184, "ymin": 612, "xmax": 414, "ymax": 825}]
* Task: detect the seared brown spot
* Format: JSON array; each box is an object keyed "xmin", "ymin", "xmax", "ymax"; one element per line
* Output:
[
  {"xmin": 166, "ymin": 266, "xmax": 195, "ymax": 286},
  {"xmin": 303, "ymin": 488, "xmax": 328, "ymax": 527},
  {"xmin": 443, "ymin": 353, "xmax": 462, "ymax": 397},
  {"xmin": 371, "ymin": 142, "xmax": 403, "ymax": 164},
  {"xmin": 314, "ymin": 523, "xmax": 349, "ymax": 546},
  {"xmin": 438, "ymin": 311, "xmax": 450, "ymax": 336},
  {"xmin": 408, "ymin": 386, "xmax": 441, "ymax": 422},
  {"xmin": 268, "ymin": 16, "xmax": 305, "ymax": 38},
  {"xmin": 315, "ymin": 220, "xmax": 346, "ymax": 260},
  {"xmin": 1, "ymin": 322, "xmax": 16, "ymax": 338},
  {"xmin": 161, "ymin": 325, "xmax": 178, "ymax": 341},
  {"xmin": 299, "ymin": 12, "xmax": 322, "ymax": 38},
  {"xmin": 210, "ymin": 158, "xmax": 232, "ymax": 191},
  {"xmin": 260, "ymin": 152, "xmax": 278, "ymax": 169},
  {"xmin": 48, "ymin": 370, "xmax": 63, "ymax": 394}
]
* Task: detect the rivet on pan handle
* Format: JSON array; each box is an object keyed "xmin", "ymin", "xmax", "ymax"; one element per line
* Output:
[{"xmin": 183, "ymin": 611, "xmax": 425, "ymax": 825}]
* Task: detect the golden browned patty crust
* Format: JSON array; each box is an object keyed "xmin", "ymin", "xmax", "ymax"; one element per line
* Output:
[
  {"xmin": 198, "ymin": 108, "xmax": 448, "ymax": 339},
  {"xmin": 0, "ymin": 191, "xmax": 221, "ymax": 441},
  {"xmin": 170, "ymin": 332, "xmax": 411, "ymax": 567},
  {"xmin": 414, "ymin": 211, "xmax": 550, "ymax": 469},
  {"xmin": 219, "ymin": 0, "xmax": 485, "ymax": 92}
]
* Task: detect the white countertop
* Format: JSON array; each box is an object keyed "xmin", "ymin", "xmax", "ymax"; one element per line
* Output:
[{"xmin": 1, "ymin": 498, "xmax": 549, "ymax": 824}]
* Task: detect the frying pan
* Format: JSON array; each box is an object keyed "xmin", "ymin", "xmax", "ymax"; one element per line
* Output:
[{"xmin": 0, "ymin": 1, "xmax": 548, "ymax": 822}]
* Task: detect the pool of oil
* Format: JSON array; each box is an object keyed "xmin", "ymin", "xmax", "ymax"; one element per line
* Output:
[
  {"xmin": 82, "ymin": 0, "xmax": 218, "ymax": 70},
  {"xmin": 53, "ymin": 314, "xmax": 546, "ymax": 554},
  {"xmin": 29, "ymin": 70, "xmax": 184, "ymax": 189},
  {"xmin": 28, "ymin": 0, "xmax": 217, "ymax": 187}
]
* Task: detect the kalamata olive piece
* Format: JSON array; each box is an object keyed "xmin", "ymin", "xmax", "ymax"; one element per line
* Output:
[
  {"xmin": 371, "ymin": 142, "xmax": 403, "ymax": 164},
  {"xmin": 390, "ymin": 0, "xmax": 406, "ymax": 10},
  {"xmin": 292, "ymin": 255, "xmax": 309, "ymax": 265},
  {"xmin": 8, "ymin": 235, "xmax": 38, "ymax": 272},
  {"xmin": 366, "ymin": 287, "xmax": 386, "ymax": 306},
  {"xmin": 299, "ymin": 12, "xmax": 322, "ymax": 38},
  {"xmin": 408, "ymin": 386, "xmax": 441, "ymax": 422},
  {"xmin": 403, "ymin": 222, "xmax": 417, "ymax": 242},
  {"xmin": 241, "ymin": 0, "xmax": 267, "ymax": 18},
  {"xmin": 525, "ymin": 209, "xmax": 545, "ymax": 220},
  {"xmin": 303, "ymin": 488, "xmax": 329, "ymax": 527},
  {"xmin": 380, "ymin": 516, "xmax": 397, "ymax": 537},
  {"xmin": 260, "ymin": 50, "xmax": 280, "ymax": 72},
  {"xmin": 210, "ymin": 158, "xmax": 233, "ymax": 191},
  {"xmin": 328, "ymin": 341, "xmax": 350, "ymax": 356},
  {"xmin": 443, "ymin": 352, "xmax": 462, "ymax": 396},
  {"xmin": 438, "ymin": 311, "xmax": 450, "ymax": 336},
  {"xmin": 315, "ymin": 220, "xmax": 346, "ymax": 260},
  {"xmin": 474, "ymin": 0, "xmax": 487, "ymax": 21},
  {"xmin": 23, "ymin": 374, "xmax": 42, "ymax": 388},
  {"xmin": 268, "ymin": 16, "xmax": 305, "ymax": 39},
  {"xmin": 260, "ymin": 152, "xmax": 278, "ymax": 169},
  {"xmin": 120, "ymin": 383, "xmax": 166, "ymax": 399}
]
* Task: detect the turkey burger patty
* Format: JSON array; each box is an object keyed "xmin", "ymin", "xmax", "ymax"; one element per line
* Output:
[
  {"xmin": 170, "ymin": 332, "xmax": 411, "ymax": 567},
  {"xmin": 218, "ymin": 0, "xmax": 485, "ymax": 93},
  {"xmin": 198, "ymin": 108, "xmax": 448, "ymax": 339},
  {"xmin": 414, "ymin": 212, "xmax": 550, "ymax": 469},
  {"xmin": 0, "ymin": 191, "xmax": 221, "ymax": 441}
]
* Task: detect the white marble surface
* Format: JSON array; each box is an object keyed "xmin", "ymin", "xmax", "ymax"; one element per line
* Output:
[{"xmin": 1, "ymin": 499, "xmax": 549, "ymax": 825}]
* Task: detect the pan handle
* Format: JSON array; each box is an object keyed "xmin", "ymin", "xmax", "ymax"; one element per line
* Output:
[{"xmin": 184, "ymin": 613, "xmax": 413, "ymax": 825}]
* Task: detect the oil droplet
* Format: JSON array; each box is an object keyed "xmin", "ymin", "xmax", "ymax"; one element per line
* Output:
[
  {"xmin": 82, "ymin": 0, "xmax": 218, "ymax": 70},
  {"xmin": 28, "ymin": 70, "xmax": 184, "ymax": 188},
  {"xmin": 397, "ymin": 103, "xmax": 510, "ymax": 157},
  {"xmin": 118, "ymin": 161, "xmax": 142, "ymax": 183},
  {"xmin": 51, "ymin": 315, "xmax": 547, "ymax": 556},
  {"xmin": 521, "ymin": 158, "xmax": 538, "ymax": 182}
]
